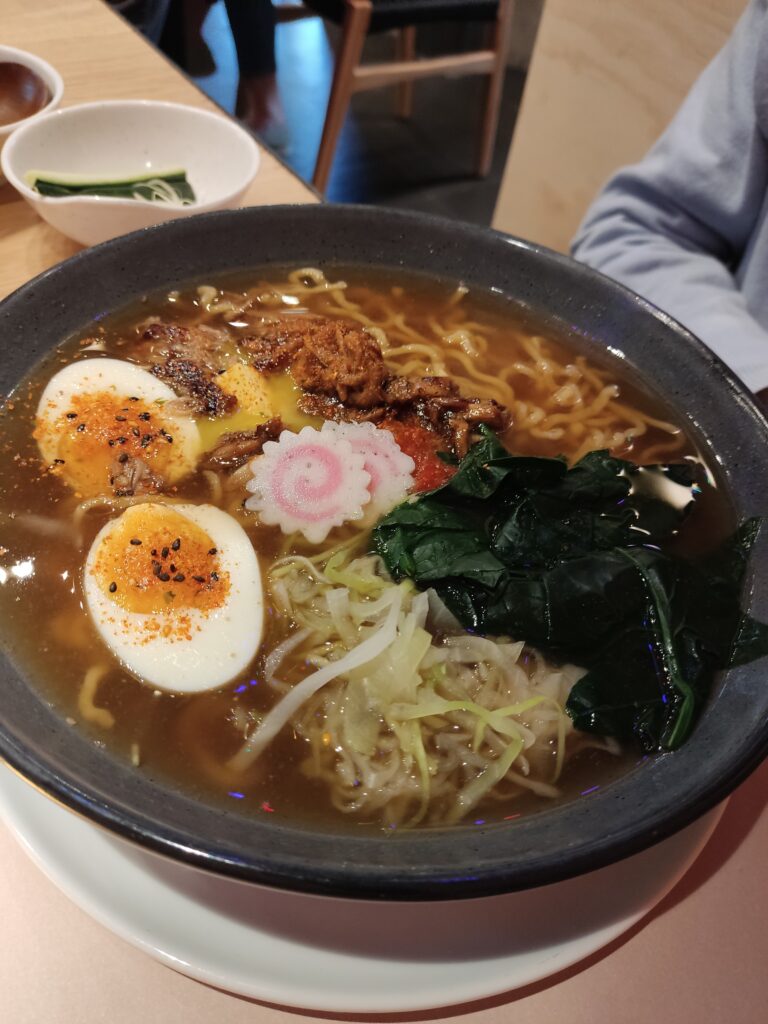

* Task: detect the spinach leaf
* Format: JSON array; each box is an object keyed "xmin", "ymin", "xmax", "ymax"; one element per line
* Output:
[
  {"xmin": 442, "ymin": 430, "xmax": 556, "ymax": 499},
  {"xmin": 373, "ymin": 498, "xmax": 506, "ymax": 587},
  {"xmin": 373, "ymin": 428, "xmax": 768, "ymax": 752}
]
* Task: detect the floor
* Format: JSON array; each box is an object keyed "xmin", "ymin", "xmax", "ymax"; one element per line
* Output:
[{"xmin": 190, "ymin": 3, "xmax": 526, "ymax": 224}]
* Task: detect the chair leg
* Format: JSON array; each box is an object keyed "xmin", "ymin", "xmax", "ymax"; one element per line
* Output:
[
  {"xmin": 477, "ymin": 0, "xmax": 515, "ymax": 177},
  {"xmin": 395, "ymin": 26, "xmax": 416, "ymax": 118},
  {"xmin": 312, "ymin": 0, "xmax": 373, "ymax": 193}
]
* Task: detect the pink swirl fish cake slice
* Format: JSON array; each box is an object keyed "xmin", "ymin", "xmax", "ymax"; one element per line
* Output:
[{"xmin": 245, "ymin": 425, "xmax": 371, "ymax": 544}]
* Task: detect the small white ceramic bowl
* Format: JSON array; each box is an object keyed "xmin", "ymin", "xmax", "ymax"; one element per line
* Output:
[
  {"xmin": 0, "ymin": 46, "xmax": 64, "ymax": 171},
  {"xmin": 1, "ymin": 100, "xmax": 260, "ymax": 246}
]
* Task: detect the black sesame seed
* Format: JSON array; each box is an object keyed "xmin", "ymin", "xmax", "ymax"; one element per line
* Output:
[
  {"xmin": 164, "ymin": 435, "xmax": 173, "ymax": 444},
  {"xmin": 115, "ymin": 415, "xmax": 126, "ymax": 422},
  {"xmin": 130, "ymin": 538, "xmax": 142, "ymax": 546},
  {"xmin": 173, "ymin": 573, "xmax": 185, "ymax": 583},
  {"xmin": 138, "ymin": 412, "xmax": 151, "ymax": 421},
  {"xmin": 192, "ymin": 575, "xmax": 205, "ymax": 583},
  {"xmin": 108, "ymin": 439, "xmax": 115, "ymax": 447},
  {"xmin": 169, "ymin": 564, "xmax": 177, "ymax": 573},
  {"xmin": 171, "ymin": 538, "xmax": 181, "ymax": 551},
  {"xmin": 118, "ymin": 453, "xmax": 129, "ymax": 464},
  {"xmin": 129, "ymin": 396, "xmax": 139, "ymax": 401},
  {"xmin": 132, "ymin": 428, "xmax": 140, "ymax": 437},
  {"xmin": 53, "ymin": 458, "xmax": 65, "ymax": 465},
  {"xmin": 208, "ymin": 547, "xmax": 217, "ymax": 555},
  {"xmin": 109, "ymin": 582, "xmax": 117, "ymax": 593},
  {"xmin": 151, "ymin": 549, "xmax": 158, "ymax": 557},
  {"xmin": 117, "ymin": 436, "xmax": 127, "ymax": 444},
  {"xmin": 140, "ymin": 434, "xmax": 152, "ymax": 448},
  {"xmin": 210, "ymin": 571, "xmax": 219, "ymax": 582},
  {"xmin": 161, "ymin": 546, "xmax": 169, "ymax": 559},
  {"xmin": 159, "ymin": 572, "xmax": 171, "ymax": 582},
  {"xmin": 76, "ymin": 423, "xmax": 86, "ymax": 432},
  {"xmin": 66, "ymin": 412, "xmax": 77, "ymax": 419}
]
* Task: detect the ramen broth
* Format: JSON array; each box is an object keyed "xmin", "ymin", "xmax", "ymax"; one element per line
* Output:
[{"xmin": 0, "ymin": 267, "xmax": 730, "ymax": 830}]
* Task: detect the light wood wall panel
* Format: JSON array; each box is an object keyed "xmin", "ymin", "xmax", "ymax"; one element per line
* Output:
[{"xmin": 493, "ymin": 0, "xmax": 747, "ymax": 252}]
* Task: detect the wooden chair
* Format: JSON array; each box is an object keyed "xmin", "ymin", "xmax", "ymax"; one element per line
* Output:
[{"xmin": 275, "ymin": 0, "xmax": 515, "ymax": 193}]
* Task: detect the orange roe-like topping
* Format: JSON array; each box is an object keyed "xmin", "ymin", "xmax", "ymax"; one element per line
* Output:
[
  {"xmin": 380, "ymin": 421, "xmax": 456, "ymax": 492},
  {"xmin": 91, "ymin": 505, "xmax": 229, "ymax": 617},
  {"xmin": 34, "ymin": 392, "xmax": 179, "ymax": 496}
]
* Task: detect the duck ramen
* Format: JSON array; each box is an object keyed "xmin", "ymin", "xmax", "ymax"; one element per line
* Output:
[{"xmin": 0, "ymin": 267, "xmax": 764, "ymax": 829}]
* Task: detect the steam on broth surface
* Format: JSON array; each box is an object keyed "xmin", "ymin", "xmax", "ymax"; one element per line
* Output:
[{"xmin": 0, "ymin": 266, "xmax": 732, "ymax": 830}]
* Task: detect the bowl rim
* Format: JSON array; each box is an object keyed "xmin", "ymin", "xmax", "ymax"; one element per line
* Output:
[
  {"xmin": 0, "ymin": 45, "xmax": 64, "ymax": 137},
  {"xmin": 0, "ymin": 99, "xmax": 260, "ymax": 210},
  {"xmin": 1, "ymin": 203, "xmax": 767, "ymax": 901}
]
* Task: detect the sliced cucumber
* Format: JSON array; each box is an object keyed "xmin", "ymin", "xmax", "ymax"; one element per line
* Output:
[{"xmin": 25, "ymin": 168, "xmax": 196, "ymax": 204}]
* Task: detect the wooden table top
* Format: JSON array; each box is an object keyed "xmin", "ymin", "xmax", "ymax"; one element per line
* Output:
[{"xmin": 0, "ymin": 0, "xmax": 317, "ymax": 302}]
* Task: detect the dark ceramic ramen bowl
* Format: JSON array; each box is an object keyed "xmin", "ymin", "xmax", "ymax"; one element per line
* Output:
[{"xmin": 1, "ymin": 204, "xmax": 767, "ymax": 900}]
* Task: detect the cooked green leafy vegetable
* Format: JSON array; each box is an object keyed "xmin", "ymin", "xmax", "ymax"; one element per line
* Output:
[
  {"xmin": 25, "ymin": 168, "xmax": 196, "ymax": 204},
  {"xmin": 373, "ymin": 427, "xmax": 768, "ymax": 753}
]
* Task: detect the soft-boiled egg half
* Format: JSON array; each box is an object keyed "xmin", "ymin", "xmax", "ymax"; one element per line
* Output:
[
  {"xmin": 84, "ymin": 502, "xmax": 263, "ymax": 693},
  {"xmin": 35, "ymin": 359, "xmax": 201, "ymax": 496}
]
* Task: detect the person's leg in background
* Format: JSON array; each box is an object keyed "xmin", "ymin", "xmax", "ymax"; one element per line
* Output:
[
  {"xmin": 159, "ymin": 0, "xmax": 286, "ymax": 144},
  {"xmin": 225, "ymin": 0, "xmax": 285, "ymax": 140},
  {"xmin": 179, "ymin": 0, "xmax": 217, "ymax": 74}
]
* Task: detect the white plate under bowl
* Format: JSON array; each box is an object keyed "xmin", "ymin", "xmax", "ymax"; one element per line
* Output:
[{"xmin": 0, "ymin": 763, "xmax": 723, "ymax": 1014}]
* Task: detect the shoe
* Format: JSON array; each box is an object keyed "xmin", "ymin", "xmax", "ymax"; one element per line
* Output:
[
  {"xmin": 256, "ymin": 117, "xmax": 290, "ymax": 151},
  {"xmin": 236, "ymin": 76, "xmax": 289, "ymax": 150}
]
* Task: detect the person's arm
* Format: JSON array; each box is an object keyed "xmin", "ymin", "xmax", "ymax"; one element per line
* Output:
[{"xmin": 572, "ymin": 0, "xmax": 768, "ymax": 395}]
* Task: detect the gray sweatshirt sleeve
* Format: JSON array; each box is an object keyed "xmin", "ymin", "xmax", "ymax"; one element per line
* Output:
[{"xmin": 571, "ymin": 0, "xmax": 768, "ymax": 393}]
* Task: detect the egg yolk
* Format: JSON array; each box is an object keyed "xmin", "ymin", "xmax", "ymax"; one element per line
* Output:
[
  {"xmin": 196, "ymin": 368, "xmax": 320, "ymax": 453},
  {"xmin": 90, "ymin": 505, "xmax": 229, "ymax": 617},
  {"xmin": 34, "ymin": 392, "xmax": 185, "ymax": 496}
]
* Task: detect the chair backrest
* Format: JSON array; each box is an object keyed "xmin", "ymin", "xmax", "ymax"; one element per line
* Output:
[{"xmin": 492, "ymin": 0, "xmax": 745, "ymax": 253}]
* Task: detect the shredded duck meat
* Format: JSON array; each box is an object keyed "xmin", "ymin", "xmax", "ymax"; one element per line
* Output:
[
  {"xmin": 291, "ymin": 323, "xmax": 387, "ymax": 406},
  {"xmin": 200, "ymin": 418, "xmax": 284, "ymax": 470},
  {"xmin": 135, "ymin": 322, "xmax": 235, "ymax": 375},
  {"xmin": 383, "ymin": 376, "xmax": 461, "ymax": 404},
  {"xmin": 297, "ymin": 394, "xmax": 387, "ymax": 423},
  {"xmin": 242, "ymin": 316, "xmax": 387, "ymax": 406},
  {"xmin": 151, "ymin": 357, "xmax": 236, "ymax": 418},
  {"xmin": 239, "ymin": 316, "xmax": 322, "ymax": 371},
  {"xmin": 129, "ymin": 322, "xmax": 238, "ymax": 418},
  {"xmin": 109, "ymin": 454, "xmax": 164, "ymax": 497},
  {"xmin": 239, "ymin": 314, "xmax": 508, "ymax": 457}
]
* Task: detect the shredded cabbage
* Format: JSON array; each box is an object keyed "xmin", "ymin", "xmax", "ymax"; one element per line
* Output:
[
  {"xmin": 231, "ymin": 549, "xmax": 607, "ymax": 826},
  {"xmin": 229, "ymin": 586, "xmax": 402, "ymax": 771}
]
